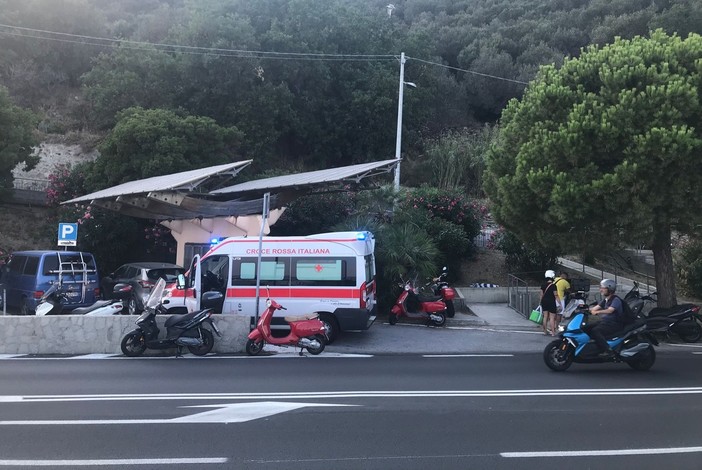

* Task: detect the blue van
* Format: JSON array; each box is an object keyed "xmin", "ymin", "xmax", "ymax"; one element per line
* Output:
[{"xmin": 0, "ymin": 251, "xmax": 100, "ymax": 315}]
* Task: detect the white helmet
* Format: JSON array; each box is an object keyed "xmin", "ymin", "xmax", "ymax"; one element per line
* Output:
[
  {"xmin": 600, "ymin": 278, "xmax": 616, "ymax": 293},
  {"xmin": 544, "ymin": 270, "xmax": 555, "ymax": 279}
]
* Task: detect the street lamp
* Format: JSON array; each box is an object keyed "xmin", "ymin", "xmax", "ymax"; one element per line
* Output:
[{"xmin": 394, "ymin": 52, "xmax": 415, "ymax": 191}]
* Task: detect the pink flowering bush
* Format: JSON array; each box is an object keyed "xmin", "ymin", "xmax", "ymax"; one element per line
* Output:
[{"xmin": 401, "ymin": 186, "xmax": 481, "ymax": 242}]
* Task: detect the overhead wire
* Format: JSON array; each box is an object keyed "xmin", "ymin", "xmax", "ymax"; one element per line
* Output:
[{"xmin": 0, "ymin": 23, "xmax": 527, "ymax": 82}]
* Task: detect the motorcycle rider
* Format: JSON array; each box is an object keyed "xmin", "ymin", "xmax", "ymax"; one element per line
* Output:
[{"xmin": 585, "ymin": 279, "xmax": 625, "ymax": 358}]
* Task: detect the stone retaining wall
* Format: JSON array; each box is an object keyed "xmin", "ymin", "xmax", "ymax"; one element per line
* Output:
[{"xmin": 0, "ymin": 315, "xmax": 250, "ymax": 355}]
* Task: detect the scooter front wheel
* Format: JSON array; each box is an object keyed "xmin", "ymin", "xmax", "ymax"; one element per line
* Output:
[
  {"xmin": 246, "ymin": 339, "xmax": 264, "ymax": 356},
  {"xmin": 306, "ymin": 335, "xmax": 326, "ymax": 355},
  {"xmin": 543, "ymin": 339, "xmax": 573, "ymax": 372},
  {"xmin": 188, "ymin": 329, "xmax": 214, "ymax": 356},
  {"xmin": 388, "ymin": 312, "xmax": 398, "ymax": 325},
  {"xmin": 121, "ymin": 330, "xmax": 147, "ymax": 357}
]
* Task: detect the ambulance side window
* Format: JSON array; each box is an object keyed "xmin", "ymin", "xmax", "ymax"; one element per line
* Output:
[
  {"xmin": 231, "ymin": 257, "xmax": 288, "ymax": 286},
  {"xmin": 291, "ymin": 257, "xmax": 356, "ymax": 286}
]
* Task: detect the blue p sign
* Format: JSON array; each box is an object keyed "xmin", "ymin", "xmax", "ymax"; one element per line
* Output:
[{"xmin": 58, "ymin": 223, "xmax": 78, "ymax": 246}]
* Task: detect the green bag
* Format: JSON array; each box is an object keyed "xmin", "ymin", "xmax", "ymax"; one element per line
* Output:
[{"xmin": 529, "ymin": 305, "xmax": 543, "ymax": 324}]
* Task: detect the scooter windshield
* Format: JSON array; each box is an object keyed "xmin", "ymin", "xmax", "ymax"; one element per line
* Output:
[{"xmin": 145, "ymin": 278, "xmax": 166, "ymax": 309}]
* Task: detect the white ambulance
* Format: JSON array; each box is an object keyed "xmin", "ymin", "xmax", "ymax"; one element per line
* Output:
[{"xmin": 165, "ymin": 231, "xmax": 377, "ymax": 343}]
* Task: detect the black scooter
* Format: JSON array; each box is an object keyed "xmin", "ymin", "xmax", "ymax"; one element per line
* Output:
[
  {"xmin": 120, "ymin": 278, "xmax": 222, "ymax": 357},
  {"xmin": 624, "ymin": 282, "xmax": 701, "ymax": 343}
]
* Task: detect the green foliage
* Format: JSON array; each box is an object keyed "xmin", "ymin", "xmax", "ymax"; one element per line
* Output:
[
  {"xmin": 374, "ymin": 223, "xmax": 440, "ymax": 311},
  {"xmin": 675, "ymin": 236, "xmax": 702, "ymax": 299},
  {"xmin": 87, "ymin": 107, "xmax": 243, "ymax": 190},
  {"xmin": 0, "ymin": 86, "xmax": 39, "ymax": 190},
  {"xmin": 269, "ymin": 190, "xmax": 357, "ymax": 236},
  {"xmin": 410, "ymin": 126, "xmax": 498, "ymax": 196},
  {"xmin": 492, "ymin": 228, "xmax": 558, "ymax": 273},
  {"xmin": 401, "ymin": 186, "xmax": 482, "ymax": 243},
  {"xmin": 485, "ymin": 30, "xmax": 702, "ymax": 305}
]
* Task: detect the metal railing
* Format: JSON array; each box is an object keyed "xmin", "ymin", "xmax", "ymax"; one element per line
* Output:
[
  {"xmin": 13, "ymin": 177, "xmax": 50, "ymax": 191},
  {"xmin": 507, "ymin": 273, "xmax": 539, "ymax": 318}
]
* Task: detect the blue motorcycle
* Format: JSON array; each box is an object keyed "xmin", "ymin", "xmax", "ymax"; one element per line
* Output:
[{"xmin": 543, "ymin": 301, "xmax": 658, "ymax": 372}]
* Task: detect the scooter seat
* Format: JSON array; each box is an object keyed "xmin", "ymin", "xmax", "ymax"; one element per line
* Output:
[
  {"xmin": 165, "ymin": 310, "xmax": 202, "ymax": 327},
  {"xmin": 647, "ymin": 304, "xmax": 696, "ymax": 318},
  {"xmin": 284, "ymin": 313, "xmax": 319, "ymax": 322},
  {"xmin": 71, "ymin": 300, "xmax": 114, "ymax": 315},
  {"xmin": 607, "ymin": 318, "xmax": 647, "ymax": 339}
]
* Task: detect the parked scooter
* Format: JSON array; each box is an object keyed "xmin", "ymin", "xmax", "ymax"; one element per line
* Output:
[
  {"xmin": 36, "ymin": 282, "xmax": 131, "ymax": 316},
  {"xmin": 120, "ymin": 277, "xmax": 222, "ymax": 357},
  {"xmin": 246, "ymin": 294, "xmax": 327, "ymax": 356},
  {"xmin": 428, "ymin": 267, "xmax": 457, "ymax": 318},
  {"xmin": 623, "ymin": 281, "xmax": 701, "ymax": 343},
  {"xmin": 544, "ymin": 301, "xmax": 658, "ymax": 371},
  {"xmin": 388, "ymin": 274, "xmax": 449, "ymax": 327}
]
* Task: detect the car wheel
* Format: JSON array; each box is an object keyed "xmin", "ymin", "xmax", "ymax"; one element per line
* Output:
[
  {"xmin": 128, "ymin": 295, "xmax": 141, "ymax": 315},
  {"xmin": 20, "ymin": 299, "xmax": 33, "ymax": 316}
]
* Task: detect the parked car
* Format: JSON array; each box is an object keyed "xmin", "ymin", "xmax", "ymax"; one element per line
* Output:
[
  {"xmin": 0, "ymin": 251, "xmax": 100, "ymax": 315},
  {"xmin": 101, "ymin": 262, "xmax": 185, "ymax": 315}
]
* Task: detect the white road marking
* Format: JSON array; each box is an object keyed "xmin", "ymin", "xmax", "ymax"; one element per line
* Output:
[
  {"xmin": 0, "ymin": 354, "xmax": 23, "ymax": 359},
  {"xmin": 0, "ymin": 401, "xmax": 354, "ymax": 426},
  {"xmin": 666, "ymin": 343, "xmax": 702, "ymax": 349},
  {"xmin": 0, "ymin": 458, "xmax": 227, "ymax": 466},
  {"xmin": 3, "ymin": 387, "xmax": 702, "ymax": 403},
  {"xmin": 423, "ymin": 354, "xmax": 514, "ymax": 358},
  {"xmin": 692, "ymin": 352, "xmax": 702, "ymax": 355},
  {"xmin": 502, "ymin": 445, "xmax": 702, "ymax": 458},
  {"xmin": 66, "ymin": 354, "xmax": 119, "ymax": 359}
]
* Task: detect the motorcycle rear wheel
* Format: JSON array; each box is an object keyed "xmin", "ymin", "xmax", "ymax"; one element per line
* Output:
[
  {"xmin": 245, "ymin": 339, "xmax": 264, "ymax": 356},
  {"xmin": 121, "ymin": 331, "xmax": 147, "ymax": 357},
  {"xmin": 188, "ymin": 329, "xmax": 214, "ymax": 356},
  {"xmin": 306, "ymin": 334, "xmax": 326, "ymax": 355},
  {"xmin": 674, "ymin": 319, "xmax": 702, "ymax": 343},
  {"xmin": 445, "ymin": 300, "xmax": 455, "ymax": 318},
  {"xmin": 626, "ymin": 345, "xmax": 656, "ymax": 371},
  {"xmin": 543, "ymin": 339, "xmax": 573, "ymax": 372}
]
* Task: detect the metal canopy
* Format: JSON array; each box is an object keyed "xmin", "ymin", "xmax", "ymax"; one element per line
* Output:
[
  {"xmin": 61, "ymin": 159, "xmax": 399, "ymax": 221},
  {"xmin": 63, "ymin": 160, "xmax": 253, "ymax": 204},
  {"xmin": 211, "ymin": 158, "xmax": 399, "ymax": 196}
]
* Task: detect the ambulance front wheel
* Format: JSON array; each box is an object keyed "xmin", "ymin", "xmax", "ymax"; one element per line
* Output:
[{"xmin": 319, "ymin": 313, "xmax": 339, "ymax": 344}]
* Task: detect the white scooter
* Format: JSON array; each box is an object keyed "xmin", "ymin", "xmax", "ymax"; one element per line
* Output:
[{"xmin": 35, "ymin": 282, "xmax": 132, "ymax": 316}]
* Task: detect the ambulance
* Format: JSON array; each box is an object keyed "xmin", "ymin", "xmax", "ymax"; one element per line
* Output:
[{"xmin": 164, "ymin": 231, "xmax": 377, "ymax": 343}]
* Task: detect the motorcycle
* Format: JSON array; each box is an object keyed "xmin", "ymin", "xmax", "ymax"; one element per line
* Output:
[
  {"xmin": 388, "ymin": 274, "xmax": 450, "ymax": 327},
  {"xmin": 120, "ymin": 278, "xmax": 222, "ymax": 357},
  {"xmin": 624, "ymin": 282, "xmax": 701, "ymax": 343},
  {"xmin": 245, "ymin": 294, "xmax": 327, "ymax": 356},
  {"xmin": 544, "ymin": 300, "xmax": 658, "ymax": 372},
  {"xmin": 428, "ymin": 267, "xmax": 457, "ymax": 318},
  {"xmin": 36, "ymin": 282, "xmax": 131, "ymax": 316}
]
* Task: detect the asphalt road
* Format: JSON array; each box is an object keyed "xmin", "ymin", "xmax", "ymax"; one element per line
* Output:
[{"xmin": 1, "ymin": 350, "xmax": 701, "ymax": 470}]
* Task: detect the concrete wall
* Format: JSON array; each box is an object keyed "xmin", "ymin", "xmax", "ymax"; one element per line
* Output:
[
  {"xmin": 456, "ymin": 287, "xmax": 509, "ymax": 304},
  {"xmin": 0, "ymin": 314, "xmax": 250, "ymax": 355}
]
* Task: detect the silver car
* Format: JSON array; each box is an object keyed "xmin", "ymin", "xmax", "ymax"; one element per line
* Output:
[{"xmin": 101, "ymin": 262, "xmax": 185, "ymax": 314}]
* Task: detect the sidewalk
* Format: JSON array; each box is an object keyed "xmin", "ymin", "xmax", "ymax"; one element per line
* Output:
[{"xmin": 456, "ymin": 303, "xmax": 540, "ymax": 331}]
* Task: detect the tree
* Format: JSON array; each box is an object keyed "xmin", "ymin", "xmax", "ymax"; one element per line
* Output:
[
  {"xmin": 0, "ymin": 86, "xmax": 38, "ymax": 190},
  {"xmin": 87, "ymin": 107, "xmax": 243, "ymax": 190},
  {"xmin": 484, "ymin": 31, "xmax": 702, "ymax": 308}
]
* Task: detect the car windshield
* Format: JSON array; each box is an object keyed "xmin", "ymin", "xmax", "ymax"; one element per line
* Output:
[
  {"xmin": 147, "ymin": 268, "xmax": 185, "ymax": 282},
  {"xmin": 145, "ymin": 278, "xmax": 166, "ymax": 309}
]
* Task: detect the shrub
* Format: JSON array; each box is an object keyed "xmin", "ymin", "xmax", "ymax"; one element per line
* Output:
[{"xmin": 492, "ymin": 228, "xmax": 558, "ymax": 274}]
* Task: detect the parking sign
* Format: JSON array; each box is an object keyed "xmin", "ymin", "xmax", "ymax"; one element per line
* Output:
[{"xmin": 58, "ymin": 223, "xmax": 78, "ymax": 246}]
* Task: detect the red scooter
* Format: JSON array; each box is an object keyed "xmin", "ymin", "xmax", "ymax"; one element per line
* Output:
[
  {"xmin": 388, "ymin": 271, "xmax": 454, "ymax": 327},
  {"xmin": 245, "ymin": 297, "xmax": 328, "ymax": 356}
]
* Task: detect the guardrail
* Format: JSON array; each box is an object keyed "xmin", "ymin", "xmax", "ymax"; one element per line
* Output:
[{"xmin": 13, "ymin": 177, "xmax": 50, "ymax": 191}]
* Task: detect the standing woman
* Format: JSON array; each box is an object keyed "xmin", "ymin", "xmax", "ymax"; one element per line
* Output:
[{"xmin": 540, "ymin": 270, "xmax": 558, "ymax": 336}]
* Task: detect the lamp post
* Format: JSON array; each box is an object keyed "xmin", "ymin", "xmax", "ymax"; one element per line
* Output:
[{"xmin": 394, "ymin": 52, "xmax": 415, "ymax": 191}]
